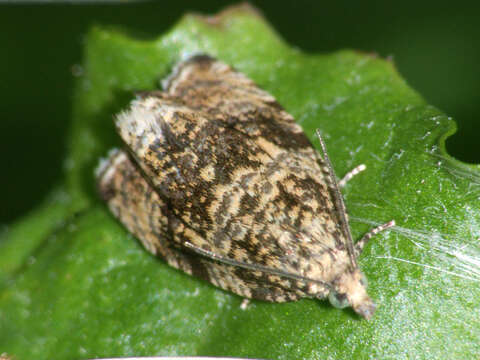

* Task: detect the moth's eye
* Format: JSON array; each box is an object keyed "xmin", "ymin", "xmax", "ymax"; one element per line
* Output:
[
  {"xmin": 328, "ymin": 291, "xmax": 349, "ymax": 309},
  {"xmin": 360, "ymin": 273, "xmax": 368, "ymax": 288}
]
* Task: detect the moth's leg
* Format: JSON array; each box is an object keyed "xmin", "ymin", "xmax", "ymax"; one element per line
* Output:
[
  {"xmin": 338, "ymin": 164, "xmax": 366, "ymax": 188},
  {"xmin": 355, "ymin": 220, "xmax": 396, "ymax": 256},
  {"xmin": 240, "ymin": 299, "xmax": 250, "ymax": 310},
  {"xmin": 314, "ymin": 130, "xmax": 366, "ymax": 188}
]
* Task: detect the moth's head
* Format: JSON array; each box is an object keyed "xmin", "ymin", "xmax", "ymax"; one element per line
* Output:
[{"xmin": 328, "ymin": 268, "xmax": 376, "ymax": 319}]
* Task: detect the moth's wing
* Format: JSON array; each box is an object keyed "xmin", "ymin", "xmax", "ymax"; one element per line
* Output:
[
  {"xmin": 96, "ymin": 148, "xmax": 170, "ymax": 256},
  {"xmin": 166, "ymin": 55, "xmax": 359, "ymax": 266},
  {"xmin": 114, "ymin": 93, "xmax": 263, "ymax": 229},
  {"xmin": 163, "ymin": 55, "xmax": 343, "ymax": 221},
  {"xmin": 96, "ymin": 148, "xmax": 211, "ymax": 279},
  {"xmin": 164, "ymin": 55, "xmax": 279, "ymax": 118},
  {"xmin": 114, "ymin": 94, "xmax": 272, "ymax": 247},
  {"xmin": 95, "ymin": 148, "xmax": 300, "ymax": 302},
  {"xmin": 164, "ymin": 55, "xmax": 312, "ymax": 153},
  {"xmin": 116, "ymin": 92, "xmax": 344, "ymax": 293},
  {"xmin": 164, "ymin": 56, "xmax": 350, "ymax": 249}
]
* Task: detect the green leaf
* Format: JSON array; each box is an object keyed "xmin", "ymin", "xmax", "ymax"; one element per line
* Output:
[{"xmin": 1, "ymin": 4, "xmax": 479, "ymax": 359}]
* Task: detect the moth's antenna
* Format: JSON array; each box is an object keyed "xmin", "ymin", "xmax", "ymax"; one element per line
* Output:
[
  {"xmin": 183, "ymin": 241, "xmax": 332, "ymax": 289},
  {"xmin": 315, "ymin": 130, "xmax": 357, "ymax": 267}
]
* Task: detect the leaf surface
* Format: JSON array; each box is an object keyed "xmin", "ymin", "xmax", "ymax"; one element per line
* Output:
[{"xmin": 1, "ymin": 4, "xmax": 479, "ymax": 359}]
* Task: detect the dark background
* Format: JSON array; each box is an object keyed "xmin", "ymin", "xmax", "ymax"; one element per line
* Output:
[{"xmin": 1, "ymin": 1, "xmax": 479, "ymax": 223}]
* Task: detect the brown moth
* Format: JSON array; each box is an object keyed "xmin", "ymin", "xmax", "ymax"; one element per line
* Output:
[{"xmin": 96, "ymin": 55, "xmax": 394, "ymax": 319}]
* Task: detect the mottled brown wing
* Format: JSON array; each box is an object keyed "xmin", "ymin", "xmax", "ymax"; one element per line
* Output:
[
  {"xmin": 96, "ymin": 148, "xmax": 302, "ymax": 302},
  {"xmin": 163, "ymin": 55, "xmax": 315, "ymax": 156},
  {"xmin": 96, "ymin": 149, "xmax": 171, "ymax": 256},
  {"xmin": 165, "ymin": 55, "xmax": 356, "ymax": 268},
  {"xmin": 114, "ymin": 56, "xmax": 351, "ymax": 287}
]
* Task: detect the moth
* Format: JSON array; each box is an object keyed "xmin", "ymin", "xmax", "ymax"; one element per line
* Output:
[{"xmin": 96, "ymin": 55, "xmax": 394, "ymax": 319}]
